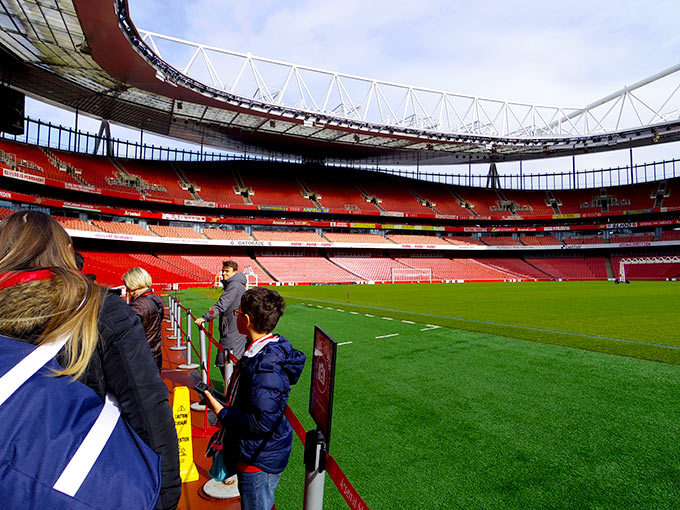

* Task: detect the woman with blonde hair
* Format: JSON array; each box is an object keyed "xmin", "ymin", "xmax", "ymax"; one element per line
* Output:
[
  {"xmin": 0, "ymin": 211, "xmax": 180, "ymax": 510},
  {"xmin": 123, "ymin": 266, "xmax": 165, "ymax": 371}
]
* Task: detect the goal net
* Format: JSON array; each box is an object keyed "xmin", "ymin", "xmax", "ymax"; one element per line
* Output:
[{"xmin": 391, "ymin": 267, "xmax": 432, "ymax": 284}]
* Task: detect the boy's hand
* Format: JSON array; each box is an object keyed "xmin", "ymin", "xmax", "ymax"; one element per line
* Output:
[{"xmin": 195, "ymin": 317, "xmax": 206, "ymax": 327}]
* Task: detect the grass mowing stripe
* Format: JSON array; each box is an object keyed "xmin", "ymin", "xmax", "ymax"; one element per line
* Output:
[{"xmin": 283, "ymin": 295, "xmax": 680, "ymax": 351}]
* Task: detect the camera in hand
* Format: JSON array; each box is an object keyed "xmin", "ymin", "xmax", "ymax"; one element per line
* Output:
[{"xmin": 194, "ymin": 381, "xmax": 228, "ymax": 406}]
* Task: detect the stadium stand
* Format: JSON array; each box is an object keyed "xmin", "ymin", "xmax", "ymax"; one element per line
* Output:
[
  {"xmin": 525, "ymin": 256, "xmax": 607, "ymax": 280},
  {"xmin": 54, "ymin": 216, "xmax": 103, "ymax": 232},
  {"xmin": 49, "ymin": 149, "xmax": 118, "ymax": 189},
  {"xmin": 148, "ymin": 225, "xmax": 205, "ymax": 239},
  {"xmin": 251, "ymin": 230, "xmax": 327, "ymax": 243},
  {"xmin": 91, "ymin": 220, "xmax": 156, "ymax": 236},
  {"xmin": 660, "ymin": 230, "xmax": 680, "ymax": 241},
  {"xmin": 479, "ymin": 236, "xmax": 522, "ymax": 246},
  {"xmin": 474, "ymin": 257, "xmax": 550, "ymax": 279},
  {"xmin": 256, "ymin": 255, "xmax": 358, "ymax": 283},
  {"xmin": 330, "ymin": 256, "xmax": 411, "ymax": 282},
  {"xmin": 323, "ymin": 232, "xmax": 394, "ymax": 244},
  {"xmin": 177, "ymin": 255, "xmax": 275, "ymax": 285},
  {"xmin": 358, "ymin": 173, "xmax": 432, "ymax": 214},
  {"xmin": 202, "ymin": 228, "xmax": 252, "ymax": 241},
  {"xmin": 0, "ymin": 139, "xmax": 83, "ymax": 185},
  {"xmin": 404, "ymin": 180, "xmax": 475, "ymax": 216},
  {"xmin": 385, "ymin": 234, "xmax": 451, "ymax": 245},
  {"xmin": 609, "ymin": 233, "xmax": 655, "ymax": 244},
  {"xmin": 302, "ymin": 170, "xmax": 378, "ymax": 213},
  {"xmin": 239, "ymin": 164, "xmax": 318, "ymax": 208},
  {"xmin": 176, "ymin": 162, "xmax": 249, "ymax": 206},
  {"xmin": 443, "ymin": 235, "xmax": 485, "ymax": 246},
  {"xmin": 497, "ymin": 190, "xmax": 555, "ymax": 217},
  {"xmin": 519, "ymin": 235, "xmax": 562, "ymax": 246},
  {"xmin": 115, "ymin": 159, "xmax": 190, "ymax": 200},
  {"xmin": 563, "ymin": 234, "xmax": 605, "ymax": 245}
]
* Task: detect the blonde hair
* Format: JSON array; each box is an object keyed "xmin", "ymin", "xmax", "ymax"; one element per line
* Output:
[
  {"xmin": 122, "ymin": 266, "xmax": 152, "ymax": 291},
  {"xmin": 0, "ymin": 210, "xmax": 104, "ymax": 379}
]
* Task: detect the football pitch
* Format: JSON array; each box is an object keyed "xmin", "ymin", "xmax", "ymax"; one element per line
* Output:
[{"xmin": 178, "ymin": 281, "xmax": 680, "ymax": 509}]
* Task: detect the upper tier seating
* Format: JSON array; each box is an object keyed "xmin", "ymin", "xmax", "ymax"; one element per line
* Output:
[
  {"xmin": 525, "ymin": 256, "xmax": 607, "ymax": 280},
  {"xmin": 148, "ymin": 225, "xmax": 205, "ymax": 239},
  {"xmin": 0, "ymin": 207, "xmax": 14, "ymax": 219},
  {"xmin": 251, "ymin": 230, "xmax": 327, "ymax": 243},
  {"xmin": 49, "ymin": 150, "xmax": 118, "ymax": 189},
  {"xmin": 0, "ymin": 139, "xmax": 82, "ymax": 185},
  {"xmin": 357, "ymin": 173, "xmax": 432, "ymax": 214},
  {"xmin": 519, "ymin": 235, "xmax": 562, "ymax": 246},
  {"xmin": 330, "ymin": 257, "xmax": 412, "ymax": 282},
  {"xmin": 479, "ymin": 236, "xmax": 522, "ymax": 246},
  {"xmin": 239, "ymin": 165, "xmax": 317, "ymax": 208},
  {"xmin": 301, "ymin": 170, "xmax": 377, "ymax": 213},
  {"xmin": 453, "ymin": 187, "xmax": 495, "ymax": 217},
  {"xmin": 385, "ymin": 234, "xmax": 451, "ymax": 245},
  {"xmin": 54, "ymin": 216, "xmax": 102, "ymax": 232},
  {"xmin": 498, "ymin": 190, "xmax": 554, "ymax": 216},
  {"xmin": 176, "ymin": 162, "xmax": 247, "ymax": 206},
  {"xmin": 91, "ymin": 220, "xmax": 156, "ymax": 237},
  {"xmin": 202, "ymin": 228, "xmax": 252, "ymax": 241},
  {"xmin": 323, "ymin": 232, "xmax": 394, "ymax": 244},
  {"xmin": 404, "ymin": 180, "xmax": 475, "ymax": 217},
  {"xmin": 563, "ymin": 234, "xmax": 605, "ymax": 245},
  {"xmin": 256, "ymin": 256, "xmax": 358, "ymax": 283},
  {"xmin": 115, "ymin": 159, "xmax": 189, "ymax": 201}
]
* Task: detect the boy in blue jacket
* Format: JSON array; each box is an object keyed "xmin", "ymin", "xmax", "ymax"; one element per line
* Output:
[{"xmin": 204, "ymin": 287, "xmax": 306, "ymax": 510}]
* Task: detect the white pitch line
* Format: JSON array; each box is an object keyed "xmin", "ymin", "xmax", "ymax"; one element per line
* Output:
[
  {"xmin": 349, "ymin": 311, "xmax": 359, "ymax": 315},
  {"xmin": 401, "ymin": 320, "xmax": 415, "ymax": 324},
  {"xmin": 381, "ymin": 317, "xmax": 393, "ymax": 320},
  {"xmin": 365, "ymin": 314, "xmax": 375, "ymax": 317},
  {"xmin": 420, "ymin": 325, "xmax": 442, "ymax": 331},
  {"xmin": 338, "ymin": 341, "xmax": 353, "ymax": 346},
  {"xmin": 375, "ymin": 333, "xmax": 399, "ymax": 339}
]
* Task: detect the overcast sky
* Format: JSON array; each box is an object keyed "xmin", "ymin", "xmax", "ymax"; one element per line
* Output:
[{"xmin": 27, "ymin": 0, "xmax": 680, "ymax": 176}]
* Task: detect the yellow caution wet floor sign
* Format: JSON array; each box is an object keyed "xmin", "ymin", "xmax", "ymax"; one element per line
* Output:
[{"xmin": 173, "ymin": 386, "xmax": 199, "ymax": 482}]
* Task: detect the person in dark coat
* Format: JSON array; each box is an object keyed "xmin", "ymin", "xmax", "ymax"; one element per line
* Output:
[
  {"xmin": 0, "ymin": 211, "xmax": 180, "ymax": 510},
  {"xmin": 204, "ymin": 287, "xmax": 306, "ymax": 510},
  {"xmin": 123, "ymin": 266, "xmax": 165, "ymax": 371},
  {"xmin": 195, "ymin": 260, "xmax": 247, "ymax": 363}
]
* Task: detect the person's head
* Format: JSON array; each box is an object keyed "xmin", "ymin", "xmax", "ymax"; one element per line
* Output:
[
  {"xmin": 0, "ymin": 210, "xmax": 103, "ymax": 378},
  {"xmin": 74, "ymin": 251, "xmax": 85, "ymax": 271},
  {"xmin": 122, "ymin": 267, "xmax": 152, "ymax": 295},
  {"xmin": 236, "ymin": 287, "xmax": 285, "ymax": 336},
  {"xmin": 221, "ymin": 260, "xmax": 238, "ymax": 280}
]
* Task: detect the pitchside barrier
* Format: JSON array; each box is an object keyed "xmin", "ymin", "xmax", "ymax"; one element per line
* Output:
[{"xmin": 165, "ymin": 293, "xmax": 370, "ymax": 510}]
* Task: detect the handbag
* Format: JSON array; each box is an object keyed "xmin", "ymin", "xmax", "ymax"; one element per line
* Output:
[{"xmin": 206, "ymin": 427, "xmax": 235, "ymax": 481}]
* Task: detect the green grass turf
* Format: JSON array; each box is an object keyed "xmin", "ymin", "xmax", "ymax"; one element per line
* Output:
[{"xmin": 172, "ymin": 282, "xmax": 680, "ymax": 509}]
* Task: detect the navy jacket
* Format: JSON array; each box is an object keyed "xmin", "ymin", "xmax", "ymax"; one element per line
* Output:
[{"xmin": 218, "ymin": 334, "xmax": 306, "ymax": 474}]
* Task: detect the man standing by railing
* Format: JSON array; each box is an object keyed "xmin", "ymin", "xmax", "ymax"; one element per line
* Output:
[{"xmin": 195, "ymin": 260, "xmax": 247, "ymax": 362}]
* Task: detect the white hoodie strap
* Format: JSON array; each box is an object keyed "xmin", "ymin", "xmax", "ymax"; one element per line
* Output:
[{"xmin": 0, "ymin": 334, "xmax": 70, "ymax": 407}]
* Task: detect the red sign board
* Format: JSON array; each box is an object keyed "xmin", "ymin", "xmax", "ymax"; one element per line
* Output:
[{"xmin": 309, "ymin": 326, "xmax": 338, "ymax": 446}]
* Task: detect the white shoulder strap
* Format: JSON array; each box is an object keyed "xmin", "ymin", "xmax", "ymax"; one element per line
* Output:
[{"xmin": 0, "ymin": 334, "xmax": 70, "ymax": 408}]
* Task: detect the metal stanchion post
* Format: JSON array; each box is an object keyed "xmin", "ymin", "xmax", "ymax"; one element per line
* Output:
[
  {"xmin": 190, "ymin": 328, "xmax": 209, "ymax": 412},
  {"xmin": 179, "ymin": 308, "xmax": 199, "ymax": 370},
  {"xmin": 303, "ymin": 429, "xmax": 327, "ymax": 510},
  {"xmin": 170, "ymin": 299, "xmax": 185, "ymax": 351},
  {"xmin": 203, "ymin": 345, "xmax": 239, "ymax": 501},
  {"xmin": 166, "ymin": 295, "xmax": 175, "ymax": 332}
]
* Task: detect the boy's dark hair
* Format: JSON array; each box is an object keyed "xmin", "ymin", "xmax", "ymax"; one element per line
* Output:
[
  {"xmin": 74, "ymin": 251, "xmax": 85, "ymax": 271},
  {"xmin": 223, "ymin": 260, "xmax": 238, "ymax": 271},
  {"xmin": 240, "ymin": 287, "xmax": 285, "ymax": 333}
]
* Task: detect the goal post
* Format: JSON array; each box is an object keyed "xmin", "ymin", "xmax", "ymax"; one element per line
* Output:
[
  {"xmin": 391, "ymin": 267, "xmax": 432, "ymax": 284},
  {"xmin": 242, "ymin": 265, "xmax": 259, "ymax": 288},
  {"xmin": 618, "ymin": 256, "xmax": 680, "ymax": 282}
]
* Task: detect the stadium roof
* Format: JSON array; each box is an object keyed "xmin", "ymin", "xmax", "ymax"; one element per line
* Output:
[{"xmin": 2, "ymin": 0, "xmax": 680, "ymax": 165}]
